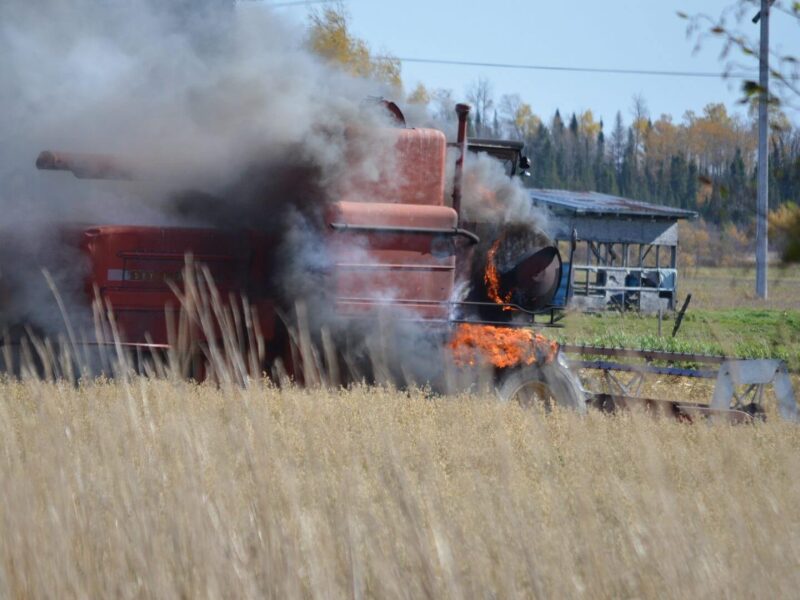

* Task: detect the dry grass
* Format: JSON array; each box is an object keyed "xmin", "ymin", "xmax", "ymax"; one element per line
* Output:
[
  {"xmin": 1, "ymin": 378, "xmax": 799, "ymax": 598},
  {"xmin": 0, "ymin": 267, "xmax": 796, "ymax": 598}
]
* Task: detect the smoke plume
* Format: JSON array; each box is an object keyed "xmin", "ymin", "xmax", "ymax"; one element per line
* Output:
[{"xmin": 0, "ymin": 0, "xmax": 399, "ymax": 339}]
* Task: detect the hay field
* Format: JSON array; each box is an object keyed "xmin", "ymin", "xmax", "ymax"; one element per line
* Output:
[
  {"xmin": 1, "ymin": 378, "xmax": 799, "ymax": 598},
  {"xmin": 680, "ymin": 264, "xmax": 800, "ymax": 311}
]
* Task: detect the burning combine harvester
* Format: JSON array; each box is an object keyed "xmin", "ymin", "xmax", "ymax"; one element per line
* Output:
[{"xmin": 26, "ymin": 102, "xmax": 798, "ymax": 423}]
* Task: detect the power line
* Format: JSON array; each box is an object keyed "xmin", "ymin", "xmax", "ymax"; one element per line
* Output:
[
  {"xmin": 250, "ymin": 0, "xmax": 337, "ymax": 7},
  {"xmin": 378, "ymin": 56, "xmax": 757, "ymax": 79}
]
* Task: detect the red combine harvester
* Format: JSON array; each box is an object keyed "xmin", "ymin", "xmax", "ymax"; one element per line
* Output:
[{"xmin": 31, "ymin": 103, "xmax": 798, "ymax": 422}]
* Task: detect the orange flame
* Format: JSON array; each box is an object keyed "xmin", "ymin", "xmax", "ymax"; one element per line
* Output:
[
  {"xmin": 448, "ymin": 323, "xmax": 559, "ymax": 369},
  {"xmin": 484, "ymin": 239, "xmax": 514, "ymax": 311}
]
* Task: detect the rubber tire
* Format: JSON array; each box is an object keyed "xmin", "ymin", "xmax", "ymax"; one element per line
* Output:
[{"xmin": 495, "ymin": 355, "xmax": 586, "ymax": 413}]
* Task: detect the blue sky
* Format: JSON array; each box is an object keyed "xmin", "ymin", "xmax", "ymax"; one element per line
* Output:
[{"xmin": 274, "ymin": 0, "xmax": 800, "ymax": 126}]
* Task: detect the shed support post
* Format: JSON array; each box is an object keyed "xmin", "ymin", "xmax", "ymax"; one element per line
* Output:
[
  {"xmin": 671, "ymin": 246, "xmax": 677, "ymax": 310},
  {"xmin": 585, "ymin": 242, "xmax": 590, "ymax": 297}
]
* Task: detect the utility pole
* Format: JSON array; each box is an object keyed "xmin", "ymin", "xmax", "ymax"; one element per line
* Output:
[{"xmin": 754, "ymin": 0, "xmax": 771, "ymax": 299}]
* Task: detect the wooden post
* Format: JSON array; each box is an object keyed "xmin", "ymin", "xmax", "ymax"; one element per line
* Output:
[{"xmin": 672, "ymin": 294, "xmax": 692, "ymax": 338}]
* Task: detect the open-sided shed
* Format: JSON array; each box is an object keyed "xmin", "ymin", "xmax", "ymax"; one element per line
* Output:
[{"xmin": 530, "ymin": 189, "xmax": 697, "ymax": 312}]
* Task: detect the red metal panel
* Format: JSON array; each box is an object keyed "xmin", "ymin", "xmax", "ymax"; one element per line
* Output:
[
  {"xmin": 331, "ymin": 201, "xmax": 457, "ymax": 228},
  {"xmin": 80, "ymin": 226, "xmax": 276, "ymax": 344},
  {"xmin": 82, "ymin": 226, "xmax": 249, "ymax": 288},
  {"xmin": 327, "ymin": 202, "xmax": 457, "ymax": 318},
  {"xmin": 346, "ymin": 128, "xmax": 447, "ymax": 206}
]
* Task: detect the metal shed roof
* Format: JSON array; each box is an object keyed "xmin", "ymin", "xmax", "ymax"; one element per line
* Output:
[{"xmin": 530, "ymin": 189, "xmax": 697, "ymax": 220}]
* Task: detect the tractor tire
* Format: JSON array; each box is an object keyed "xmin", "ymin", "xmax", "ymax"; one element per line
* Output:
[{"xmin": 495, "ymin": 354, "xmax": 586, "ymax": 413}]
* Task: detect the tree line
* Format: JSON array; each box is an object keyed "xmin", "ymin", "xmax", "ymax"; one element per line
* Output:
[{"xmin": 410, "ymin": 79, "xmax": 800, "ymax": 229}]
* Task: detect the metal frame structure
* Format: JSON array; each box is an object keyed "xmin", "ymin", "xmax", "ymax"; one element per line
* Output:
[
  {"xmin": 531, "ymin": 190, "xmax": 696, "ymax": 312},
  {"xmin": 568, "ymin": 239, "xmax": 678, "ymax": 311},
  {"xmin": 560, "ymin": 344, "xmax": 798, "ymax": 422}
]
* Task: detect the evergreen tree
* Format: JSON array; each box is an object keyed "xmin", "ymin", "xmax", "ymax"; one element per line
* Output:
[
  {"xmin": 686, "ymin": 162, "xmax": 699, "ymax": 211},
  {"xmin": 594, "ymin": 123, "xmax": 611, "ymax": 192},
  {"xmin": 551, "ymin": 110, "xmax": 565, "ymax": 139},
  {"xmin": 618, "ymin": 129, "xmax": 638, "ymax": 197},
  {"xmin": 727, "ymin": 148, "xmax": 749, "ymax": 222},
  {"xmin": 530, "ymin": 123, "xmax": 557, "ymax": 188},
  {"xmin": 769, "ymin": 140, "xmax": 784, "ymax": 207},
  {"xmin": 669, "ymin": 155, "xmax": 688, "ymax": 207},
  {"xmin": 609, "ymin": 111, "xmax": 626, "ymax": 176},
  {"xmin": 550, "ymin": 111, "xmax": 566, "ymax": 185}
]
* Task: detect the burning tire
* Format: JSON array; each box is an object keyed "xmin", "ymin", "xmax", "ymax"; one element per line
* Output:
[{"xmin": 495, "ymin": 355, "xmax": 586, "ymax": 412}]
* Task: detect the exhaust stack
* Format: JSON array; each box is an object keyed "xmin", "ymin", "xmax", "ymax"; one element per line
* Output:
[
  {"xmin": 451, "ymin": 103, "xmax": 470, "ymax": 223},
  {"xmin": 36, "ymin": 151, "xmax": 134, "ymax": 180}
]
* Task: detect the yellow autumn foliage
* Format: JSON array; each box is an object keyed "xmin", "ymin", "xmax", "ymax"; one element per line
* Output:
[
  {"xmin": 307, "ymin": 7, "xmax": 401, "ymax": 88},
  {"xmin": 769, "ymin": 202, "xmax": 800, "ymax": 262},
  {"xmin": 407, "ymin": 82, "xmax": 430, "ymax": 105}
]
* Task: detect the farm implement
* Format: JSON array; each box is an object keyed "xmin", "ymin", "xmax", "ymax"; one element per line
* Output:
[
  {"xmin": 563, "ymin": 344, "xmax": 797, "ymax": 423},
  {"xmin": 24, "ymin": 100, "xmax": 798, "ymax": 423}
]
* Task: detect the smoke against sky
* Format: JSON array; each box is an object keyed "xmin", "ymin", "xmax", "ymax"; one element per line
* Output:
[{"xmin": 0, "ymin": 0, "xmax": 400, "ymax": 336}]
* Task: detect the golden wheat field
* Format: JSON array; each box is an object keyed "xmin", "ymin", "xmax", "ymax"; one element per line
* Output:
[{"xmin": 0, "ymin": 377, "xmax": 798, "ymax": 599}]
